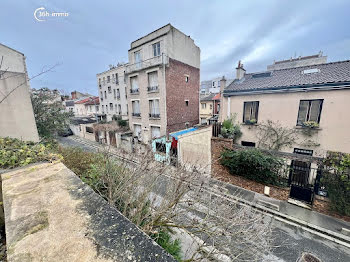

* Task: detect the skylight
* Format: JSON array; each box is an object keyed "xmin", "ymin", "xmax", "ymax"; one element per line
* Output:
[
  {"xmin": 302, "ymin": 68, "xmax": 320, "ymax": 74},
  {"xmin": 252, "ymin": 72, "xmax": 271, "ymax": 78}
]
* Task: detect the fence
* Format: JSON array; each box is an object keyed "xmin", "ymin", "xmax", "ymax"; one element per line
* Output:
[{"xmin": 212, "ymin": 122, "xmax": 222, "ymax": 137}]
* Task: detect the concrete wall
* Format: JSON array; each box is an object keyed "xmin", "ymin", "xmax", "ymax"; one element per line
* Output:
[
  {"xmin": 220, "ymin": 89, "xmax": 350, "ymax": 156},
  {"xmin": 177, "ymin": 127, "xmax": 212, "ymax": 174},
  {"xmin": 0, "ymin": 44, "xmax": 39, "ymax": 142},
  {"xmin": 1, "ymin": 162, "xmax": 176, "ymax": 262},
  {"xmin": 97, "ymin": 64, "xmax": 128, "ymax": 121}
]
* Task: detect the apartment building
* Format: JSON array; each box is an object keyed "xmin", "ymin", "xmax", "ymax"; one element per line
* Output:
[
  {"xmin": 125, "ymin": 24, "xmax": 200, "ymax": 143},
  {"xmin": 200, "ymin": 77, "xmax": 233, "ymax": 95},
  {"xmin": 0, "ymin": 43, "xmax": 39, "ymax": 142},
  {"xmin": 97, "ymin": 63, "xmax": 128, "ymax": 121},
  {"xmin": 219, "ymin": 55, "xmax": 350, "ymax": 157}
]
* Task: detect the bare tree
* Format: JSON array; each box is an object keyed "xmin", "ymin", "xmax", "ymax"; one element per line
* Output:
[{"xmin": 78, "ymin": 146, "xmax": 279, "ymax": 261}]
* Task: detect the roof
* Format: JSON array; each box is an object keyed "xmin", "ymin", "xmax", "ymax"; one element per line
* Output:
[
  {"xmin": 225, "ymin": 60, "xmax": 350, "ymax": 95},
  {"xmin": 70, "ymin": 117, "xmax": 97, "ymax": 125},
  {"xmin": 0, "ymin": 43, "xmax": 24, "ymax": 56},
  {"xmin": 170, "ymin": 127, "xmax": 198, "ymax": 140},
  {"xmin": 200, "ymin": 93, "xmax": 216, "ymax": 101},
  {"xmin": 212, "ymin": 93, "xmax": 220, "ymax": 100},
  {"xmin": 75, "ymin": 96, "xmax": 99, "ymax": 105}
]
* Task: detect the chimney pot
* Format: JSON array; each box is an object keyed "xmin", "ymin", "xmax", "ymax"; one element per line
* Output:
[{"xmin": 236, "ymin": 60, "xmax": 246, "ymax": 80}]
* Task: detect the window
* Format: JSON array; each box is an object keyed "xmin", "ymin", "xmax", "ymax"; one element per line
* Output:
[
  {"xmin": 212, "ymin": 82, "xmax": 215, "ymax": 87},
  {"xmin": 210, "ymin": 104, "xmax": 213, "ymax": 110},
  {"xmin": 123, "ymin": 71, "xmax": 126, "ymax": 84},
  {"xmin": 134, "ymin": 51, "xmax": 141, "ymax": 63},
  {"xmin": 241, "ymin": 141, "xmax": 256, "ymax": 147},
  {"xmin": 152, "ymin": 42, "xmax": 160, "ymax": 57},
  {"xmin": 201, "ymin": 103, "xmax": 206, "ymax": 109},
  {"xmin": 118, "ymin": 104, "xmax": 121, "ymax": 114},
  {"xmin": 297, "ymin": 99, "xmax": 323, "ymax": 126},
  {"xmin": 103, "ymin": 77, "xmax": 105, "ymax": 85},
  {"xmin": 113, "ymin": 89, "xmax": 116, "ymax": 99},
  {"xmin": 132, "ymin": 100, "xmax": 140, "ymax": 116},
  {"xmin": 117, "ymin": 89, "xmax": 120, "ymax": 99},
  {"xmin": 148, "ymin": 71, "xmax": 158, "ymax": 91},
  {"xmin": 107, "ymin": 76, "xmax": 110, "ymax": 83},
  {"xmin": 109, "ymin": 103, "xmax": 113, "ymax": 111},
  {"xmin": 201, "ymin": 118, "xmax": 207, "ymax": 125},
  {"xmin": 218, "ymin": 81, "xmax": 220, "ymax": 87},
  {"xmin": 115, "ymin": 104, "xmax": 118, "ymax": 112},
  {"xmin": 108, "ymin": 86, "xmax": 112, "ymax": 93},
  {"xmin": 99, "ymin": 78, "xmax": 101, "ymax": 84},
  {"xmin": 86, "ymin": 126, "xmax": 93, "ymax": 134},
  {"xmin": 243, "ymin": 101, "xmax": 259, "ymax": 123},
  {"xmin": 185, "ymin": 76, "xmax": 189, "ymax": 83},
  {"xmin": 100, "ymin": 91, "xmax": 103, "ymax": 98},
  {"xmin": 115, "ymin": 73, "xmax": 119, "ymax": 84},
  {"xmin": 185, "ymin": 100, "xmax": 189, "ymax": 106},
  {"xmin": 156, "ymin": 142, "xmax": 166, "ymax": 153},
  {"xmin": 149, "ymin": 99, "xmax": 160, "ymax": 118},
  {"xmin": 130, "ymin": 76, "xmax": 139, "ymax": 93},
  {"xmin": 126, "ymin": 104, "xmax": 128, "ymax": 114},
  {"xmin": 104, "ymin": 91, "xmax": 107, "ymax": 99},
  {"xmin": 102, "ymin": 105, "xmax": 105, "ymax": 113},
  {"xmin": 133, "ymin": 124, "xmax": 141, "ymax": 137},
  {"xmin": 151, "ymin": 126, "xmax": 161, "ymax": 138},
  {"xmin": 95, "ymin": 105, "xmax": 99, "ymax": 112}
]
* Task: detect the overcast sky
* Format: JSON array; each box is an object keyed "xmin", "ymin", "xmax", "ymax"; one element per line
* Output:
[{"xmin": 1, "ymin": 0, "xmax": 350, "ymax": 95}]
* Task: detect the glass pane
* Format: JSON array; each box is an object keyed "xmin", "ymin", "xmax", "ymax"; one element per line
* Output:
[
  {"xmin": 297, "ymin": 101, "xmax": 309, "ymax": 125},
  {"xmin": 244, "ymin": 102, "xmax": 252, "ymax": 121},
  {"xmin": 309, "ymin": 100, "xmax": 322, "ymax": 122}
]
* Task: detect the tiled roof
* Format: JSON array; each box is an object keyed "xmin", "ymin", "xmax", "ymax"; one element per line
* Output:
[
  {"xmin": 200, "ymin": 93, "xmax": 216, "ymax": 101},
  {"xmin": 212, "ymin": 93, "xmax": 220, "ymax": 100},
  {"xmin": 75, "ymin": 96, "xmax": 99, "ymax": 105},
  {"xmin": 225, "ymin": 60, "xmax": 350, "ymax": 94}
]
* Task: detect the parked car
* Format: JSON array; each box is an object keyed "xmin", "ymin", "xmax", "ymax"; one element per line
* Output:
[{"xmin": 58, "ymin": 128, "xmax": 73, "ymax": 137}]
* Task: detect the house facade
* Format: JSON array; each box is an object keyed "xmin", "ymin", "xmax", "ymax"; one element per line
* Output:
[
  {"xmin": 125, "ymin": 24, "xmax": 200, "ymax": 143},
  {"xmin": 74, "ymin": 96, "xmax": 100, "ymax": 117},
  {"xmin": 97, "ymin": 64, "xmax": 128, "ymax": 121},
  {"xmin": 0, "ymin": 43, "xmax": 39, "ymax": 142},
  {"xmin": 219, "ymin": 56, "xmax": 350, "ymax": 157}
]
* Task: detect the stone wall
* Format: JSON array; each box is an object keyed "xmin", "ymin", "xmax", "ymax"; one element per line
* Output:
[{"xmin": 1, "ymin": 162, "xmax": 176, "ymax": 262}]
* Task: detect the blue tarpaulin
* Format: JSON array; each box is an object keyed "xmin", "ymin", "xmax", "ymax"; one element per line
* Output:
[{"xmin": 169, "ymin": 127, "xmax": 198, "ymax": 140}]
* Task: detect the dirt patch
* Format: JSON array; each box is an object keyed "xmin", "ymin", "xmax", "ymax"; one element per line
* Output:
[
  {"xmin": 211, "ymin": 138, "xmax": 289, "ymax": 201},
  {"xmin": 313, "ymin": 197, "xmax": 350, "ymax": 222}
]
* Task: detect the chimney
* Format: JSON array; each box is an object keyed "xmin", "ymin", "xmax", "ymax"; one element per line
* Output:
[
  {"xmin": 236, "ymin": 60, "xmax": 246, "ymax": 80},
  {"xmin": 220, "ymin": 76, "xmax": 226, "ymax": 93}
]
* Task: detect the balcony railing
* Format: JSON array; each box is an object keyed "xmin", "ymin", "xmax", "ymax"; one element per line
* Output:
[
  {"xmin": 147, "ymin": 86, "xmax": 159, "ymax": 92},
  {"xmin": 125, "ymin": 54, "xmax": 168, "ymax": 74},
  {"xmin": 132, "ymin": 113, "xmax": 141, "ymax": 117},
  {"xmin": 149, "ymin": 113, "xmax": 160, "ymax": 118},
  {"xmin": 130, "ymin": 88, "xmax": 139, "ymax": 94}
]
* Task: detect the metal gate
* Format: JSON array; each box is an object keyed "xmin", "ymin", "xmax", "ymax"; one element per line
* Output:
[{"xmin": 288, "ymin": 148, "xmax": 315, "ymax": 204}]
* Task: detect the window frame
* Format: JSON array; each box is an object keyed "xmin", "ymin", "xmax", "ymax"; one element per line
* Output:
[
  {"xmin": 296, "ymin": 99, "xmax": 323, "ymax": 126},
  {"xmin": 152, "ymin": 42, "xmax": 161, "ymax": 57},
  {"xmin": 242, "ymin": 101, "xmax": 259, "ymax": 123}
]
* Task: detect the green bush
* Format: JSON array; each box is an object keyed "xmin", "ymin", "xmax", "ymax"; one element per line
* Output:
[
  {"xmin": 0, "ymin": 137, "xmax": 60, "ymax": 169},
  {"xmin": 221, "ymin": 114, "xmax": 242, "ymax": 140},
  {"xmin": 322, "ymin": 153, "xmax": 350, "ymax": 216},
  {"xmin": 220, "ymin": 148, "xmax": 284, "ymax": 185},
  {"xmin": 151, "ymin": 229, "xmax": 182, "ymax": 261}
]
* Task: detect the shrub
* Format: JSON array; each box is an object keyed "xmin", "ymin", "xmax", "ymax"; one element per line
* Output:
[
  {"xmin": 151, "ymin": 229, "xmax": 182, "ymax": 261},
  {"xmin": 0, "ymin": 137, "xmax": 61, "ymax": 169},
  {"xmin": 220, "ymin": 148, "xmax": 284, "ymax": 185},
  {"xmin": 221, "ymin": 114, "xmax": 242, "ymax": 140},
  {"xmin": 321, "ymin": 153, "xmax": 350, "ymax": 216},
  {"xmin": 302, "ymin": 121, "xmax": 319, "ymax": 129}
]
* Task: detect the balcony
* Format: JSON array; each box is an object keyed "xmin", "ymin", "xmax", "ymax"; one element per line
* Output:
[
  {"xmin": 125, "ymin": 54, "xmax": 168, "ymax": 74},
  {"xmin": 149, "ymin": 113, "xmax": 160, "ymax": 119},
  {"xmin": 147, "ymin": 86, "xmax": 159, "ymax": 93},
  {"xmin": 130, "ymin": 88, "xmax": 139, "ymax": 94},
  {"xmin": 132, "ymin": 113, "xmax": 141, "ymax": 117}
]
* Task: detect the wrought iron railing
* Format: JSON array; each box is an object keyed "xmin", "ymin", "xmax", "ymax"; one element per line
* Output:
[
  {"xmin": 125, "ymin": 54, "xmax": 168, "ymax": 74},
  {"xmin": 149, "ymin": 113, "xmax": 160, "ymax": 118},
  {"xmin": 130, "ymin": 88, "xmax": 139, "ymax": 94},
  {"xmin": 147, "ymin": 86, "xmax": 159, "ymax": 92},
  {"xmin": 132, "ymin": 113, "xmax": 141, "ymax": 117}
]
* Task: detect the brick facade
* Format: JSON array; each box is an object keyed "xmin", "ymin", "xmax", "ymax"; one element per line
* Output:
[{"xmin": 165, "ymin": 58, "xmax": 199, "ymax": 133}]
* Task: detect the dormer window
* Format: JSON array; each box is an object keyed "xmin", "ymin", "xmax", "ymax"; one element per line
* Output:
[{"xmin": 302, "ymin": 68, "xmax": 320, "ymax": 75}]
